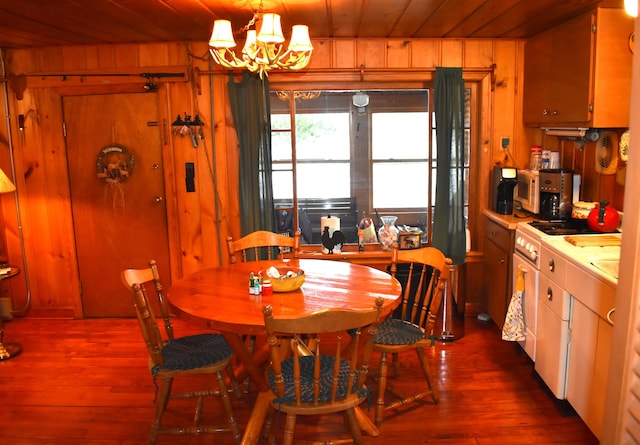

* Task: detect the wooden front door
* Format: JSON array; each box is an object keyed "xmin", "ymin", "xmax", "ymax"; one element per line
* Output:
[{"xmin": 63, "ymin": 93, "xmax": 170, "ymax": 317}]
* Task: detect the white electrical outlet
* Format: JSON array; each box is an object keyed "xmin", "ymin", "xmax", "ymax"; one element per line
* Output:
[{"xmin": 500, "ymin": 136, "xmax": 510, "ymax": 150}]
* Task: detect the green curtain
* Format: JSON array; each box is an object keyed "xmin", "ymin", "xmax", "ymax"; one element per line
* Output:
[
  {"xmin": 432, "ymin": 67, "xmax": 466, "ymax": 265},
  {"xmin": 227, "ymin": 71, "xmax": 276, "ymax": 236}
]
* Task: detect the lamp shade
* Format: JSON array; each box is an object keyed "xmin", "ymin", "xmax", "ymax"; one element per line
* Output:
[
  {"xmin": 209, "ymin": 20, "xmax": 237, "ymax": 48},
  {"xmin": 257, "ymin": 13, "xmax": 285, "ymax": 43},
  {"xmin": 0, "ymin": 169, "xmax": 15, "ymax": 194},
  {"xmin": 288, "ymin": 25, "xmax": 313, "ymax": 51}
]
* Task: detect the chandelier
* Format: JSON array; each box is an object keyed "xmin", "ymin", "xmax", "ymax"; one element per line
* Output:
[{"xmin": 209, "ymin": 1, "xmax": 313, "ymax": 78}]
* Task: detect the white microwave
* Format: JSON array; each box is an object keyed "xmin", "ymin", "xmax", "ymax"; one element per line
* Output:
[{"xmin": 516, "ymin": 169, "xmax": 540, "ymax": 214}]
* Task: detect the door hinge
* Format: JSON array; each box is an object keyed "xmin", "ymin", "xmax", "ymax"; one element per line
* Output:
[{"xmin": 62, "ymin": 122, "xmax": 67, "ymax": 138}]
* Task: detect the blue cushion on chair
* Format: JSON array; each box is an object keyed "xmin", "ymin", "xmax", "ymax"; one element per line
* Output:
[
  {"xmin": 374, "ymin": 318, "xmax": 424, "ymax": 345},
  {"xmin": 269, "ymin": 355, "xmax": 353, "ymax": 403},
  {"xmin": 160, "ymin": 333, "xmax": 233, "ymax": 371}
]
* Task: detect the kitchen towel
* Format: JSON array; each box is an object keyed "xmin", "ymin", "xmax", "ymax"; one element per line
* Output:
[{"xmin": 502, "ymin": 266, "xmax": 526, "ymax": 342}]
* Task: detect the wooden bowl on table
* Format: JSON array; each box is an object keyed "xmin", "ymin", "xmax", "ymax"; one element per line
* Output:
[{"xmin": 262, "ymin": 265, "xmax": 305, "ymax": 292}]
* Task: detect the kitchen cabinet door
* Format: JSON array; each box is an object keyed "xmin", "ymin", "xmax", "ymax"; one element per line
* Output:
[
  {"xmin": 535, "ymin": 273, "xmax": 570, "ymax": 399},
  {"xmin": 567, "ymin": 298, "xmax": 598, "ymax": 432},
  {"xmin": 523, "ymin": 8, "xmax": 633, "ymax": 128},
  {"xmin": 567, "ymin": 298, "xmax": 612, "ymax": 440},
  {"xmin": 483, "ymin": 217, "xmax": 513, "ymax": 328},
  {"xmin": 522, "ymin": 32, "xmax": 554, "ymax": 125}
]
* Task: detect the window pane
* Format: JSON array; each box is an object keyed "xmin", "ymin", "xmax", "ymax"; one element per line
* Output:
[
  {"xmin": 297, "ymin": 163, "xmax": 350, "ymax": 198},
  {"xmin": 271, "ymin": 113, "xmax": 291, "ymax": 131},
  {"xmin": 273, "ymin": 165, "xmax": 293, "ymax": 200},
  {"xmin": 372, "ymin": 162, "xmax": 429, "ymax": 208},
  {"xmin": 372, "ymin": 113, "xmax": 428, "ymax": 159},
  {"xmin": 272, "ymin": 131, "xmax": 292, "ymax": 161},
  {"xmin": 295, "ymin": 114, "xmax": 350, "ymax": 160}
]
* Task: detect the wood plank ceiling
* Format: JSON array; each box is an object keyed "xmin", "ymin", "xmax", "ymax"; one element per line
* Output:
[{"xmin": 0, "ymin": 0, "xmax": 615, "ymax": 50}]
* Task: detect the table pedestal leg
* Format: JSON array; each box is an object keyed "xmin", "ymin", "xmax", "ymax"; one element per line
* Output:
[
  {"xmin": 241, "ymin": 390, "xmax": 272, "ymax": 445},
  {"xmin": 355, "ymin": 406, "xmax": 380, "ymax": 436}
]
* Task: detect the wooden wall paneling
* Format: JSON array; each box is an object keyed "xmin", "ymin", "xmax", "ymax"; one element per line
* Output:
[
  {"xmin": 13, "ymin": 89, "xmax": 81, "ymax": 317},
  {"xmin": 356, "ymin": 40, "xmax": 386, "ymax": 68},
  {"xmin": 167, "ymin": 79, "xmax": 208, "ymax": 276},
  {"xmin": 512, "ymin": 41, "xmax": 529, "ymax": 169},
  {"xmin": 209, "ymin": 74, "xmax": 238, "ymax": 266},
  {"xmin": 308, "ymin": 40, "xmax": 333, "ymax": 69},
  {"xmin": 112, "ymin": 45, "xmax": 140, "ymax": 68},
  {"xmin": 217, "ymin": 73, "xmax": 241, "ymax": 262},
  {"xmin": 491, "ymin": 40, "xmax": 519, "ymax": 169},
  {"xmin": 156, "ymin": 84, "xmax": 183, "ymax": 282},
  {"xmin": 333, "ymin": 40, "xmax": 357, "ymax": 69},
  {"xmin": 61, "ymin": 46, "xmax": 90, "ymax": 70},
  {"xmin": 411, "ymin": 40, "xmax": 439, "ymax": 68},
  {"xmin": 463, "ymin": 40, "xmax": 494, "ymax": 67},
  {"xmin": 34, "ymin": 47, "xmax": 64, "ymax": 72},
  {"xmin": 138, "ymin": 42, "xmax": 172, "ymax": 66},
  {"xmin": 440, "ymin": 40, "xmax": 464, "ymax": 66},
  {"xmin": 386, "ymin": 39, "xmax": 411, "ymax": 68}
]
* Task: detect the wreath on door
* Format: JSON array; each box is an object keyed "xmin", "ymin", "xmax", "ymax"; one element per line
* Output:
[{"xmin": 96, "ymin": 144, "xmax": 135, "ymax": 183}]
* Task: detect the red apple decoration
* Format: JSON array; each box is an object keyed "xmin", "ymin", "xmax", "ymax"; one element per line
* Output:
[{"xmin": 587, "ymin": 200, "xmax": 620, "ymax": 233}]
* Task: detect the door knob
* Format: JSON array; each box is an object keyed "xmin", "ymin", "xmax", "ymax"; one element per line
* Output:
[{"xmin": 154, "ymin": 196, "xmax": 164, "ymax": 203}]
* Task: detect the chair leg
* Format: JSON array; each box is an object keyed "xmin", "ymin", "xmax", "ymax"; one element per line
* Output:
[
  {"xmin": 226, "ymin": 363, "xmax": 243, "ymax": 400},
  {"xmin": 282, "ymin": 412, "xmax": 297, "ymax": 445},
  {"xmin": 375, "ymin": 351, "xmax": 389, "ymax": 427},
  {"xmin": 150, "ymin": 378, "xmax": 173, "ymax": 444},
  {"xmin": 262, "ymin": 405, "xmax": 276, "ymax": 445},
  {"xmin": 416, "ymin": 348, "xmax": 439, "ymax": 404},
  {"xmin": 215, "ymin": 370, "xmax": 242, "ymax": 445},
  {"xmin": 344, "ymin": 407, "xmax": 364, "ymax": 445}
]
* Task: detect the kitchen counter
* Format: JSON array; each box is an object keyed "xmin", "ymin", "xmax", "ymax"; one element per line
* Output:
[
  {"xmin": 542, "ymin": 233, "xmax": 620, "ymax": 287},
  {"xmin": 482, "ymin": 209, "xmax": 538, "ymax": 230}
]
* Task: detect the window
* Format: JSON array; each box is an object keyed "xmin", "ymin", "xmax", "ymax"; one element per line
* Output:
[{"xmin": 271, "ymin": 88, "xmax": 472, "ymax": 246}]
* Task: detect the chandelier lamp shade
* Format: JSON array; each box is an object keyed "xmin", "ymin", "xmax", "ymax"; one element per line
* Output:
[{"xmin": 209, "ymin": 5, "xmax": 313, "ymax": 78}]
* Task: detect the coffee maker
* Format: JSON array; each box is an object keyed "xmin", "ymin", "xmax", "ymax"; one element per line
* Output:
[
  {"xmin": 490, "ymin": 166, "xmax": 518, "ymax": 214},
  {"xmin": 539, "ymin": 169, "xmax": 573, "ymax": 220}
]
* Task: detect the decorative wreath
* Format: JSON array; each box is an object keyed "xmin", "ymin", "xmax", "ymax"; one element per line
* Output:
[{"xmin": 96, "ymin": 144, "xmax": 135, "ymax": 183}]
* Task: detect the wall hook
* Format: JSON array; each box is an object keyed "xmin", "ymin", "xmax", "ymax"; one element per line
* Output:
[{"xmin": 172, "ymin": 114, "xmax": 204, "ymax": 148}]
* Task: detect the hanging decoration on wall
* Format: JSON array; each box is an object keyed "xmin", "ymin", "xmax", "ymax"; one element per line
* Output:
[
  {"xmin": 96, "ymin": 144, "xmax": 135, "ymax": 212},
  {"xmin": 172, "ymin": 114, "xmax": 204, "ymax": 148}
]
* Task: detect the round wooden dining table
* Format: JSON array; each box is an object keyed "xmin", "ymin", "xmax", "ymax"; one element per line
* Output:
[{"xmin": 167, "ymin": 258, "xmax": 402, "ymax": 445}]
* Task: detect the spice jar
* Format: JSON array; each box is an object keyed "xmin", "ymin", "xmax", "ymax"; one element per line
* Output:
[{"xmin": 262, "ymin": 279, "xmax": 273, "ymax": 296}]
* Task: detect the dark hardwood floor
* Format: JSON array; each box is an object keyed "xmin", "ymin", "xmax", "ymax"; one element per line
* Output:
[{"xmin": 0, "ymin": 315, "xmax": 598, "ymax": 444}]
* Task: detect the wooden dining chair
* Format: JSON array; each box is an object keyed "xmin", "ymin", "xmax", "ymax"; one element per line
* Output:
[
  {"xmin": 227, "ymin": 230, "xmax": 301, "ymax": 392},
  {"xmin": 227, "ymin": 230, "xmax": 301, "ymax": 264},
  {"xmin": 121, "ymin": 260, "xmax": 242, "ymax": 445},
  {"xmin": 372, "ymin": 245, "xmax": 451, "ymax": 427},
  {"xmin": 262, "ymin": 298, "xmax": 384, "ymax": 445}
]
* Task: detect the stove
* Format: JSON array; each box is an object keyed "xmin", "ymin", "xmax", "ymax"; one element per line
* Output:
[{"xmin": 527, "ymin": 220, "xmax": 600, "ymax": 236}]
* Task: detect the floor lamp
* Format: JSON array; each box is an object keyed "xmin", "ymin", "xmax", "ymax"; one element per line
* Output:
[{"xmin": 0, "ymin": 167, "xmax": 21, "ymax": 360}]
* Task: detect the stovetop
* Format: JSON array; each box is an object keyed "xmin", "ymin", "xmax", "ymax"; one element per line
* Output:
[{"xmin": 527, "ymin": 220, "xmax": 601, "ymax": 236}]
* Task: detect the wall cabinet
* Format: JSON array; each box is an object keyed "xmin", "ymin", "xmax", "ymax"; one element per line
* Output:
[
  {"xmin": 523, "ymin": 7, "xmax": 633, "ymax": 127},
  {"xmin": 483, "ymin": 217, "xmax": 513, "ymax": 326}
]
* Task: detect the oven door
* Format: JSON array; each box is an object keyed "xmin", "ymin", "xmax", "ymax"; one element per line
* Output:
[{"xmin": 512, "ymin": 253, "xmax": 539, "ymax": 361}]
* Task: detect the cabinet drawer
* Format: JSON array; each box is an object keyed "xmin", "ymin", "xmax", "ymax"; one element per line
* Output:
[
  {"xmin": 540, "ymin": 245, "xmax": 567, "ymax": 287},
  {"xmin": 565, "ymin": 262, "xmax": 616, "ymax": 320},
  {"xmin": 539, "ymin": 273, "xmax": 571, "ymax": 320},
  {"xmin": 485, "ymin": 218, "xmax": 510, "ymax": 251}
]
